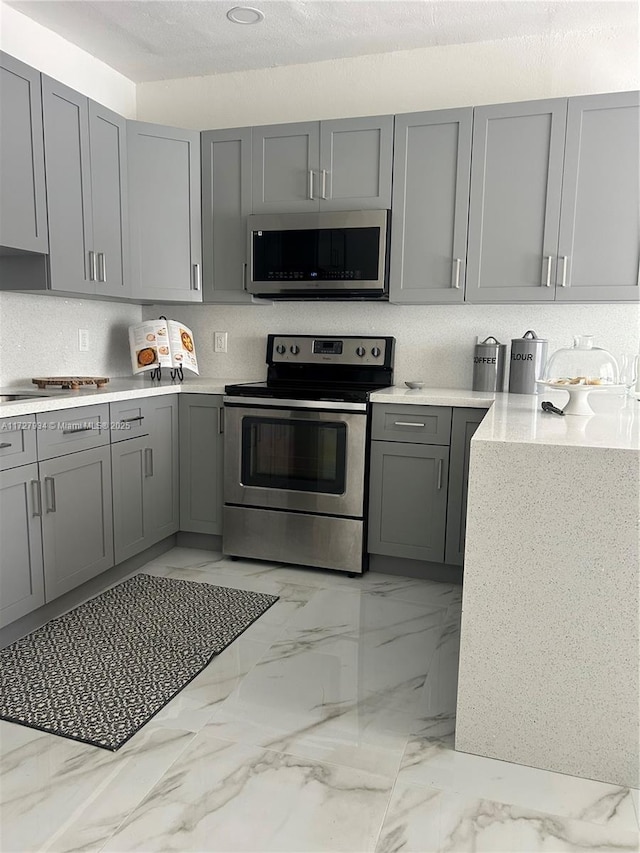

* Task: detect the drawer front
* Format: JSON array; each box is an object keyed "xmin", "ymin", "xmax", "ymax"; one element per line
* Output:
[
  {"xmin": 0, "ymin": 415, "xmax": 37, "ymax": 470},
  {"xmin": 110, "ymin": 399, "xmax": 150, "ymax": 443},
  {"xmin": 36, "ymin": 404, "xmax": 110, "ymax": 459},
  {"xmin": 371, "ymin": 404, "xmax": 452, "ymax": 445}
]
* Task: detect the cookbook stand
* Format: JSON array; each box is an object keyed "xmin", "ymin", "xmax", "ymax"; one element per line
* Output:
[{"xmin": 148, "ymin": 317, "xmax": 185, "ymax": 382}]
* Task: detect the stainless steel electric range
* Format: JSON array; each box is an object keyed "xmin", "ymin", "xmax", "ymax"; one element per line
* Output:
[{"xmin": 223, "ymin": 334, "xmax": 395, "ymax": 574}]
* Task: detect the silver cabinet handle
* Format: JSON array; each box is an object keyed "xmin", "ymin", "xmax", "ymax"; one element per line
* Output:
[
  {"xmin": 98, "ymin": 252, "xmax": 107, "ymax": 282},
  {"xmin": 62, "ymin": 425, "xmax": 93, "ymax": 435},
  {"xmin": 321, "ymin": 169, "xmax": 328, "ymax": 200},
  {"xmin": 437, "ymin": 459, "xmax": 443, "ymax": 490},
  {"xmin": 308, "ymin": 170, "xmax": 315, "ymax": 200},
  {"xmin": 0, "ymin": 442, "xmax": 12, "ymax": 449},
  {"xmin": 393, "ymin": 421, "xmax": 425, "ymax": 428},
  {"xmin": 144, "ymin": 447, "xmax": 153, "ymax": 477},
  {"xmin": 121, "ymin": 415, "xmax": 144, "ymax": 424},
  {"xmin": 88, "ymin": 250, "xmax": 97, "ymax": 282},
  {"xmin": 218, "ymin": 406, "xmax": 225, "ymax": 435},
  {"xmin": 452, "ymin": 258, "xmax": 462, "ymax": 289},
  {"xmin": 192, "ymin": 263, "xmax": 201, "ymax": 291},
  {"xmin": 560, "ymin": 255, "xmax": 569, "ymax": 287},
  {"xmin": 544, "ymin": 255, "xmax": 552, "ymax": 287},
  {"xmin": 44, "ymin": 476, "xmax": 56, "ymax": 513},
  {"xmin": 31, "ymin": 480, "xmax": 42, "ymax": 518}
]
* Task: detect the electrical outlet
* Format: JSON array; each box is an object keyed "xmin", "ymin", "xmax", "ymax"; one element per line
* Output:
[
  {"xmin": 214, "ymin": 331, "xmax": 228, "ymax": 353},
  {"xmin": 78, "ymin": 329, "xmax": 89, "ymax": 352}
]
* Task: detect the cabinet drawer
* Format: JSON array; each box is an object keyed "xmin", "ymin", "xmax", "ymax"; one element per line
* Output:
[
  {"xmin": 0, "ymin": 415, "xmax": 37, "ymax": 470},
  {"xmin": 110, "ymin": 399, "xmax": 150, "ymax": 443},
  {"xmin": 371, "ymin": 404, "xmax": 452, "ymax": 445},
  {"xmin": 36, "ymin": 404, "xmax": 110, "ymax": 459}
]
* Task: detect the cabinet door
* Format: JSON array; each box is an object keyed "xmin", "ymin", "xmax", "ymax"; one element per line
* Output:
[
  {"xmin": 42, "ymin": 76, "xmax": 94, "ymax": 294},
  {"xmin": 466, "ymin": 99, "xmax": 567, "ymax": 303},
  {"xmin": 201, "ymin": 127, "xmax": 253, "ymax": 302},
  {"xmin": 89, "ymin": 101, "xmax": 130, "ymax": 299},
  {"xmin": 319, "ymin": 115, "xmax": 394, "ymax": 210},
  {"xmin": 252, "ymin": 122, "xmax": 319, "ymax": 213},
  {"xmin": 445, "ymin": 408, "xmax": 486, "ymax": 567},
  {"xmin": 128, "ymin": 121, "xmax": 202, "ymax": 302},
  {"xmin": 40, "ymin": 445, "xmax": 113, "ymax": 602},
  {"xmin": 111, "ymin": 435, "xmax": 148, "ymax": 564},
  {"xmin": 556, "ymin": 91, "xmax": 640, "ymax": 302},
  {"xmin": 145, "ymin": 396, "xmax": 179, "ymax": 545},
  {"xmin": 0, "ymin": 463, "xmax": 45, "ymax": 628},
  {"xmin": 0, "ymin": 53, "xmax": 48, "ymax": 253},
  {"xmin": 368, "ymin": 441, "xmax": 449, "ymax": 563},
  {"xmin": 390, "ymin": 108, "xmax": 472, "ymax": 304},
  {"xmin": 179, "ymin": 395, "xmax": 224, "ymax": 535}
]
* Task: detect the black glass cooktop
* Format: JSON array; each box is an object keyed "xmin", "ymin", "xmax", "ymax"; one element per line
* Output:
[{"xmin": 224, "ymin": 380, "xmax": 390, "ymax": 404}]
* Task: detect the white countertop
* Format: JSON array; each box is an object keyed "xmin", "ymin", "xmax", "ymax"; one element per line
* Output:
[{"xmin": 1, "ymin": 378, "xmax": 638, "ymax": 451}]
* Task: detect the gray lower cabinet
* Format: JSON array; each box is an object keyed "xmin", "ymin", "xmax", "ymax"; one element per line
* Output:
[
  {"xmin": 0, "ymin": 463, "xmax": 45, "ymax": 628},
  {"xmin": 201, "ymin": 127, "xmax": 253, "ymax": 303},
  {"xmin": 0, "ymin": 52, "xmax": 48, "ymax": 253},
  {"xmin": 368, "ymin": 440, "xmax": 450, "ymax": 563},
  {"xmin": 41, "ymin": 77, "xmax": 129, "ymax": 298},
  {"xmin": 390, "ymin": 108, "xmax": 472, "ymax": 304},
  {"xmin": 556, "ymin": 91, "xmax": 640, "ymax": 302},
  {"xmin": 179, "ymin": 394, "xmax": 224, "ymax": 535},
  {"xmin": 39, "ymin": 445, "xmax": 114, "ymax": 602},
  {"xmin": 127, "ymin": 121, "xmax": 202, "ymax": 302},
  {"xmin": 444, "ymin": 408, "xmax": 487, "ymax": 566},
  {"xmin": 111, "ymin": 396, "xmax": 179, "ymax": 563},
  {"xmin": 252, "ymin": 116, "xmax": 393, "ymax": 213}
]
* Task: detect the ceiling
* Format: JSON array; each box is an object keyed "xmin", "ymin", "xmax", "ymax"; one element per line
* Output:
[{"xmin": 5, "ymin": 0, "xmax": 638, "ymax": 83}]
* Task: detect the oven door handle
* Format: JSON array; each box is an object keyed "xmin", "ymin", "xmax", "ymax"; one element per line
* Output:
[{"xmin": 223, "ymin": 395, "xmax": 367, "ymax": 413}]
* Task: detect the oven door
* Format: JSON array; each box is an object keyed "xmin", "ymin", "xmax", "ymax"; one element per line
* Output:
[{"xmin": 224, "ymin": 400, "xmax": 368, "ymax": 517}]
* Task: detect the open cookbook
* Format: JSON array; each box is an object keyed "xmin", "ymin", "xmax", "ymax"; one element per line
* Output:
[{"xmin": 128, "ymin": 320, "xmax": 199, "ymax": 375}]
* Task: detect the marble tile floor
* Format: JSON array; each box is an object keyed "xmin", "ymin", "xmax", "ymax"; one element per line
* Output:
[{"xmin": 1, "ymin": 547, "xmax": 638, "ymax": 853}]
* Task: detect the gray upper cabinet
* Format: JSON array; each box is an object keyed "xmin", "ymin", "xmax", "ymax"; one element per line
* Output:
[
  {"xmin": 0, "ymin": 52, "xmax": 48, "ymax": 254},
  {"xmin": 41, "ymin": 76, "xmax": 129, "ymax": 297},
  {"xmin": 201, "ymin": 127, "xmax": 253, "ymax": 302},
  {"xmin": 466, "ymin": 98, "xmax": 567, "ymax": 303},
  {"xmin": 390, "ymin": 108, "xmax": 472, "ymax": 304},
  {"xmin": 128, "ymin": 121, "xmax": 202, "ymax": 302},
  {"xmin": 556, "ymin": 91, "xmax": 639, "ymax": 302},
  {"xmin": 252, "ymin": 116, "xmax": 393, "ymax": 213}
]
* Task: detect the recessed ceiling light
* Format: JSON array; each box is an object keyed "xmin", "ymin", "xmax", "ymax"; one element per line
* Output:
[{"xmin": 226, "ymin": 6, "xmax": 265, "ymax": 25}]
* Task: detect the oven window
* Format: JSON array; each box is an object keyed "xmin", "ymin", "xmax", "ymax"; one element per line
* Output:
[{"xmin": 241, "ymin": 417, "xmax": 347, "ymax": 494}]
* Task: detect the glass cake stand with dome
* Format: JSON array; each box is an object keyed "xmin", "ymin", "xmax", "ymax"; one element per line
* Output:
[{"xmin": 537, "ymin": 335, "xmax": 622, "ymax": 415}]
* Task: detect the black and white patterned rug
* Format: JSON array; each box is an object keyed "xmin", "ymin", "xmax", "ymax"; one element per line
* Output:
[{"xmin": 0, "ymin": 573, "xmax": 278, "ymax": 751}]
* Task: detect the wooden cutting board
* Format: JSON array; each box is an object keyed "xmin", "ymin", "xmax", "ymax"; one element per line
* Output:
[{"xmin": 32, "ymin": 376, "xmax": 110, "ymax": 390}]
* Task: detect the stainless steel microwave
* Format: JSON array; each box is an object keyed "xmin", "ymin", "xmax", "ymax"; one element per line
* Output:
[{"xmin": 247, "ymin": 209, "xmax": 389, "ymax": 299}]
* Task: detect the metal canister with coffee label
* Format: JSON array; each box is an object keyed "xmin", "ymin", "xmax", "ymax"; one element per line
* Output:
[
  {"xmin": 472, "ymin": 336, "xmax": 507, "ymax": 392},
  {"xmin": 508, "ymin": 330, "xmax": 548, "ymax": 394}
]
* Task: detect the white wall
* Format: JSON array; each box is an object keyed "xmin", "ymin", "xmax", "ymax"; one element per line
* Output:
[
  {"xmin": 0, "ymin": 2, "xmax": 136, "ymax": 116},
  {"xmin": 143, "ymin": 301, "xmax": 639, "ymax": 390},
  {"xmin": 136, "ymin": 28, "xmax": 639, "ymax": 129}
]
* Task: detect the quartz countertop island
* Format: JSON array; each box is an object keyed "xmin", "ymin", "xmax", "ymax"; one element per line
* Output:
[{"xmin": 371, "ymin": 386, "xmax": 639, "ymax": 788}]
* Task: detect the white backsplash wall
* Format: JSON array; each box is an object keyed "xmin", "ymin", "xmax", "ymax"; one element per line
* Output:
[
  {"xmin": 0, "ymin": 293, "xmax": 142, "ymax": 387},
  {"xmin": 144, "ymin": 302, "xmax": 640, "ymax": 390}
]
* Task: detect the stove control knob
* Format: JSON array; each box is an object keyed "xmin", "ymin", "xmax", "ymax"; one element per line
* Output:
[
  {"xmin": 355, "ymin": 346, "xmax": 366, "ymax": 357},
  {"xmin": 275, "ymin": 344, "xmax": 286, "ymax": 355},
  {"xmin": 371, "ymin": 346, "xmax": 382, "ymax": 358},
  {"xmin": 290, "ymin": 345, "xmax": 300, "ymax": 355}
]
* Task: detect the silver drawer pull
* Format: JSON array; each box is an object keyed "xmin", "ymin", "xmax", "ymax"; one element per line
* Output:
[
  {"xmin": 144, "ymin": 447, "xmax": 154, "ymax": 477},
  {"xmin": 44, "ymin": 476, "xmax": 56, "ymax": 513},
  {"xmin": 393, "ymin": 421, "xmax": 425, "ymax": 428},
  {"xmin": 62, "ymin": 425, "xmax": 93, "ymax": 435},
  {"xmin": 31, "ymin": 480, "xmax": 42, "ymax": 517},
  {"xmin": 121, "ymin": 416, "xmax": 144, "ymax": 424},
  {"xmin": 0, "ymin": 442, "xmax": 12, "ymax": 449},
  {"xmin": 437, "ymin": 459, "xmax": 443, "ymax": 490}
]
